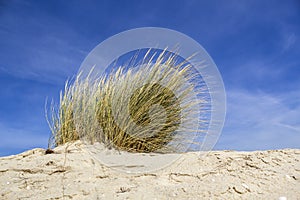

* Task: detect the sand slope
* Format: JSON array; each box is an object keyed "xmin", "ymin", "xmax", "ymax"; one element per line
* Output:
[{"xmin": 0, "ymin": 141, "xmax": 299, "ymax": 199}]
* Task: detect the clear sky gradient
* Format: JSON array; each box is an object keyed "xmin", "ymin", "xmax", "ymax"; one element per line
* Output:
[{"xmin": 0, "ymin": 0, "xmax": 299, "ymax": 156}]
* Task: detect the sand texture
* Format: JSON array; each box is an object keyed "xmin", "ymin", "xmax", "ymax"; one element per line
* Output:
[{"xmin": 1, "ymin": 141, "xmax": 299, "ymax": 199}]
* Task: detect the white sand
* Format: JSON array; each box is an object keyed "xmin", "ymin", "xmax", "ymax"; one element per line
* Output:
[{"xmin": 0, "ymin": 141, "xmax": 299, "ymax": 199}]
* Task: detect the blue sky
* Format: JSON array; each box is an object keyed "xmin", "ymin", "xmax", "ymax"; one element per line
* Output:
[{"xmin": 0, "ymin": 0, "xmax": 299, "ymax": 156}]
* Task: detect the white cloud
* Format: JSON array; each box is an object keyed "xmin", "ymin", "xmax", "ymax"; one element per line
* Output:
[
  {"xmin": 0, "ymin": 122, "xmax": 49, "ymax": 156},
  {"xmin": 0, "ymin": 4, "xmax": 88, "ymax": 85},
  {"xmin": 216, "ymin": 89, "xmax": 300, "ymax": 150},
  {"xmin": 283, "ymin": 33, "xmax": 297, "ymax": 52}
]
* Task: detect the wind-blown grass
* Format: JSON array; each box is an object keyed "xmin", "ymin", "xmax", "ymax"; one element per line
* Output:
[{"xmin": 46, "ymin": 49, "xmax": 207, "ymax": 153}]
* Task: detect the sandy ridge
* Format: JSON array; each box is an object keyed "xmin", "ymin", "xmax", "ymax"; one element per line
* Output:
[{"xmin": 1, "ymin": 141, "xmax": 299, "ymax": 199}]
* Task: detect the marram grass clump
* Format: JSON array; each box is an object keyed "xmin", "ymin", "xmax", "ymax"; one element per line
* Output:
[{"xmin": 46, "ymin": 50, "xmax": 207, "ymax": 153}]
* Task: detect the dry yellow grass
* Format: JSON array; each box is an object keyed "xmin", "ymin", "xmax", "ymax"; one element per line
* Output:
[{"xmin": 46, "ymin": 49, "xmax": 207, "ymax": 153}]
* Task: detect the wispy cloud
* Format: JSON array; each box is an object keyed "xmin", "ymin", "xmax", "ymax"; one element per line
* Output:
[
  {"xmin": 0, "ymin": 1, "xmax": 89, "ymax": 85},
  {"xmin": 216, "ymin": 89, "xmax": 300, "ymax": 150},
  {"xmin": 0, "ymin": 122, "xmax": 49, "ymax": 156},
  {"xmin": 282, "ymin": 33, "xmax": 297, "ymax": 52}
]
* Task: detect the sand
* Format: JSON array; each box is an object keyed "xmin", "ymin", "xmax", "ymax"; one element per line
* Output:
[{"xmin": 0, "ymin": 141, "xmax": 299, "ymax": 199}]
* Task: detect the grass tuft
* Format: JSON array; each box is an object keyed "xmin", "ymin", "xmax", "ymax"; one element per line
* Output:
[{"xmin": 46, "ymin": 49, "xmax": 207, "ymax": 153}]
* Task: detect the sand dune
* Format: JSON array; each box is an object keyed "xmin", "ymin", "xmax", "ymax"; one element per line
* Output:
[{"xmin": 1, "ymin": 141, "xmax": 299, "ymax": 199}]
